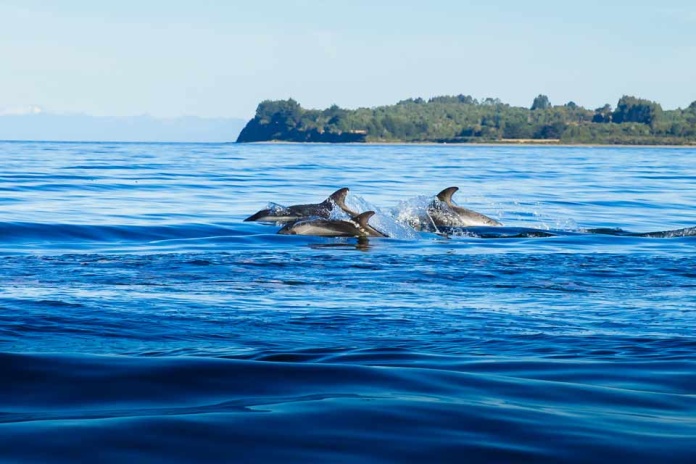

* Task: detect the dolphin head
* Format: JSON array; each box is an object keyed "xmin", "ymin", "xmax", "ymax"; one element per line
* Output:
[{"xmin": 243, "ymin": 204, "xmax": 291, "ymax": 222}]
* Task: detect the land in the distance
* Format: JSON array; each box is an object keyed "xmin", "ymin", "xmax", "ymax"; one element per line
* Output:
[{"xmin": 236, "ymin": 95, "xmax": 696, "ymax": 145}]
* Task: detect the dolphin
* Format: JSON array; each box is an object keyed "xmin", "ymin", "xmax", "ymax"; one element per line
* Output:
[
  {"xmin": 244, "ymin": 188, "xmax": 358, "ymax": 223},
  {"xmin": 427, "ymin": 186, "xmax": 502, "ymax": 228},
  {"xmin": 277, "ymin": 211, "xmax": 388, "ymax": 237},
  {"xmin": 436, "ymin": 225, "xmax": 696, "ymax": 239}
]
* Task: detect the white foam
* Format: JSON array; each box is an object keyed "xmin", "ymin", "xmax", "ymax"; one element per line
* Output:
[{"xmin": 343, "ymin": 194, "xmax": 420, "ymax": 240}]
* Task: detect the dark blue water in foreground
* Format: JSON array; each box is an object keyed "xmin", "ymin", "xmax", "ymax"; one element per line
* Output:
[{"xmin": 1, "ymin": 141, "xmax": 695, "ymax": 462}]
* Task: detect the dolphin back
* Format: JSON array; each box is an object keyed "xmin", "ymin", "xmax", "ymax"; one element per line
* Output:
[
  {"xmin": 429, "ymin": 186, "xmax": 502, "ymax": 227},
  {"xmin": 246, "ymin": 188, "xmax": 354, "ymax": 222}
]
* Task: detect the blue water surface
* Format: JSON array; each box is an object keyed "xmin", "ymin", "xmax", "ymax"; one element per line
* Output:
[{"xmin": 1, "ymin": 141, "xmax": 695, "ymax": 462}]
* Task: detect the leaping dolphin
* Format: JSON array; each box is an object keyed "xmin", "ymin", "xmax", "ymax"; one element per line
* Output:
[
  {"xmin": 277, "ymin": 211, "xmax": 388, "ymax": 237},
  {"xmin": 428, "ymin": 186, "xmax": 502, "ymax": 228},
  {"xmin": 244, "ymin": 188, "xmax": 358, "ymax": 223}
]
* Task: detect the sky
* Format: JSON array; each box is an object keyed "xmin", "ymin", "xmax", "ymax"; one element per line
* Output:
[{"xmin": 1, "ymin": 0, "xmax": 695, "ymax": 119}]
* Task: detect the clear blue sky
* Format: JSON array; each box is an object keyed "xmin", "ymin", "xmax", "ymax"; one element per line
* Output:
[{"xmin": 1, "ymin": 0, "xmax": 694, "ymax": 118}]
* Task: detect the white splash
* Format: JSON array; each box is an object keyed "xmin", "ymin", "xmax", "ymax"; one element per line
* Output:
[
  {"xmin": 391, "ymin": 195, "xmax": 440, "ymax": 233},
  {"xmin": 343, "ymin": 193, "xmax": 420, "ymax": 240}
]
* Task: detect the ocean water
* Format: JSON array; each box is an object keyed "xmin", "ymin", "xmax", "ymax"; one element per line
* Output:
[{"xmin": 1, "ymin": 141, "xmax": 695, "ymax": 463}]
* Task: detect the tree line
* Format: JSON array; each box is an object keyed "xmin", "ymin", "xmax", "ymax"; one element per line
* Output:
[{"xmin": 236, "ymin": 95, "xmax": 696, "ymax": 145}]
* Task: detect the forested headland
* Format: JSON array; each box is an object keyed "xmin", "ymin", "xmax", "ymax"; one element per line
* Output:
[{"xmin": 236, "ymin": 95, "xmax": 696, "ymax": 145}]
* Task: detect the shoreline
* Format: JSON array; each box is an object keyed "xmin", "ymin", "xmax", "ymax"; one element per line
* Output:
[
  {"xmin": 247, "ymin": 140, "xmax": 696, "ymax": 148},
  {"xmin": 2, "ymin": 139, "xmax": 694, "ymax": 148}
]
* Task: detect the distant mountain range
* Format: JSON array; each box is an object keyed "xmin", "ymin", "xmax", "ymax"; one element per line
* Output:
[{"xmin": 0, "ymin": 112, "xmax": 246, "ymax": 143}]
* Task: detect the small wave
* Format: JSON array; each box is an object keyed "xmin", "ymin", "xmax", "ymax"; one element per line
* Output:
[
  {"xmin": 582, "ymin": 226, "xmax": 696, "ymax": 238},
  {"xmin": 0, "ymin": 222, "xmax": 246, "ymax": 243},
  {"xmin": 0, "ymin": 352, "xmax": 693, "ymax": 463}
]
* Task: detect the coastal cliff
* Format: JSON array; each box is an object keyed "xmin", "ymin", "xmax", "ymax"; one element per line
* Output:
[{"xmin": 236, "ymin": 99, "xmax": 366, "ymax": 143}]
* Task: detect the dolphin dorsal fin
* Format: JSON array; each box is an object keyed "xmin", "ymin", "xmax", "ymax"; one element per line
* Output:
[
  {"xmin": 328, "ymin": 187, "xmax": 359, "ymax": 216},
  {"xmin": 437, "ymin": 186, "xmax": 459, "ymax": 205},
  {"xmin": 352, "ymin": 211, "xmax": 375, "ymax": 229},
  {"xmin": 328, "ymin": 188, "xmax": 349, "ymax": 205}
]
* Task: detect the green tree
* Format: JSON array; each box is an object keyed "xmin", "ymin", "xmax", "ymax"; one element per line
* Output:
[
  {"xmin": 612, "ymin": 96, "xmax": 662, "ymax": 126},
  {"xmin": 237, "ymin": 95, "xmax": 696, "ymax": 145},
  {"xmin": 255, "ymin": 99, "xmax": 302, "ymax": 125},
  {"xmin": 592, "ymin": 104, "xmax": 613, "ymax": 123},
  {"xmin": 531, "ymin": 94, "xmax": 551, "ymax": 110},
  {"xmin": 534, "ymin": 122, "xmax": 566, "ymax": 139}
]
